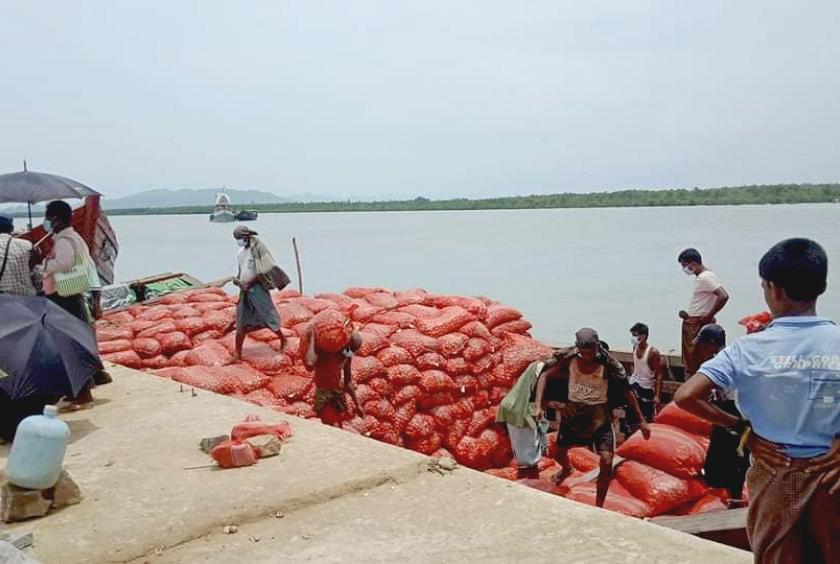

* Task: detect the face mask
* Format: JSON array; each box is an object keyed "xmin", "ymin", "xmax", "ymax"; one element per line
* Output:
[
  {"xmin": 43, "ymin": 219, "xmax": 53, "ymax": 233},
  {"xmin": 630, "ymin": 336, "xmax": 640, "ymax": 348},
  {"xmin": 682, "ymin": 266, "xmax": 694, "ymax": 276},
  {"xmin": 236, "ymin": 239, "xmax": 247, "ymax": 247}
]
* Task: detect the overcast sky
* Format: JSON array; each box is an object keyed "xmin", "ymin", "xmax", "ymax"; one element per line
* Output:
[{"xmin": 1, "ymin": 1, "xmax": 838, "ymax": 199}]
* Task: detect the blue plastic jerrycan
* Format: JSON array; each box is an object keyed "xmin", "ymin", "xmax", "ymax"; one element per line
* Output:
[{"xmin": 6, "ymin": 405, "xmax": 70, "ymax": 490}]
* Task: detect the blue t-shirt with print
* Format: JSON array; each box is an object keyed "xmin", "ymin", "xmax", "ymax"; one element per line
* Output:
[{"xmin": 700, "ymin": 316, "xmax": 840, "ymax": 458}]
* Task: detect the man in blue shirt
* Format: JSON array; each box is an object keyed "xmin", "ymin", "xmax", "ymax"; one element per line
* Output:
[{"xmin": 676, "ymin": 238, "xmax": 839, "ymax": 563}]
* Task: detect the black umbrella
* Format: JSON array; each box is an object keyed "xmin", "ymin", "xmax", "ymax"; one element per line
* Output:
[
  {"xmin": 0, "ymin": 295, "xmax": 100, "ymax": 400},
  {"xmin": 0, "ymin": 161, "xmax": 101, "ymax": 229}
]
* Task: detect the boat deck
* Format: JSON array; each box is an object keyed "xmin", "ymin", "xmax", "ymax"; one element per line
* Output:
[{"xmin": 0, "ymin": 366, "xmax": 749, "ymax": 563}]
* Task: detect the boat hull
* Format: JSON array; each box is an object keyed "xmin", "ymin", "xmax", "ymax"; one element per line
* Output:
[{"xmin": 210, "ymin": 210, "xmax": 236, "ymax": 222}]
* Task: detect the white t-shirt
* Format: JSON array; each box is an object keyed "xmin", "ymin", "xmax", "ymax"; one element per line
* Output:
[
  {"xmin": 237, "ymin": 247, "xmax": 257, "ymax": 284},
  {"xmin": 686, "ymin": 270, "xmax": 723, "ymax": 317}
]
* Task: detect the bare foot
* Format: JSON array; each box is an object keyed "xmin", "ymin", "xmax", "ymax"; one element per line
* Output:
[
  {"xmin": 279, "ymin": 340, "xmax": 289, "ymax": 354},
  {"xmin": 231, "ymin": 353, "xmax": 241, "ymax": 363},
  {"xmin": 550, "ymin": 467, "xmax": 573, "ymax": 485}
]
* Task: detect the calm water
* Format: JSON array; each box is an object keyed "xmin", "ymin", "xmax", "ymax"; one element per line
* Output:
[{"xmin": 110, "ymin": 204, "xmax": 840, "ymax": 351}]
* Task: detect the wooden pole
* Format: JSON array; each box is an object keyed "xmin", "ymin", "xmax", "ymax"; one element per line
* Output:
[{"xmin": 292, "ymin": 237, "xmax": 303, "ymax": 294}]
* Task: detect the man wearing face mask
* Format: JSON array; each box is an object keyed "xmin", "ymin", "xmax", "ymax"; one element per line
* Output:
[
  {"xmin": 677, "ymin": 248, "xmax": 729, "ymax": 376},
  {"xmin": 231, "ymin": 226, "xmax": 288, "ymax": 361},
  {"xmin": 534, "ymin": 328, "xmax": 651, "ymax": 508},
  {"xmin": 626, "ymin": 322, "xmax": 663, "ymax": 431}
]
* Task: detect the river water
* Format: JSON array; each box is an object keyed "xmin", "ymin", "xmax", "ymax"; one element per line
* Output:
[{"xmin": 109, "ymin": 204, "xmax": 840, "ymax": 351}]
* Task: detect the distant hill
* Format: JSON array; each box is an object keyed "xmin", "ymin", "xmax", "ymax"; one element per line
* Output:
[{"xmin": 103, "ymin": 188, "xmax": 289, "ymax": 209}]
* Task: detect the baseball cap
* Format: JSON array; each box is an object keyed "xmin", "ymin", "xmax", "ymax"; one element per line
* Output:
[
  {"xmin": 233, "ymin": 225, "xmax": 258, "ymax": 238},
  {"xmin": 693, "ymin": 324, "xmax": 726, "ymax": 347}
]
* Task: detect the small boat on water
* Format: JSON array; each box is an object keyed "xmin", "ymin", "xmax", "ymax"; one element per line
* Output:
[
  {"xmin": 235, "ymin": 209, "xmax": 258, "ymax": 221},
  {"xmin": 209, "ymin": 192, "xmax": 236, "ymax": 223}
]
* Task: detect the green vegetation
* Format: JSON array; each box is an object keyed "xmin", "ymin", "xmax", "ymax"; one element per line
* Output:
[{"xmin": 105, "ymin": 183, "xmax": 840, "ymax": 216}]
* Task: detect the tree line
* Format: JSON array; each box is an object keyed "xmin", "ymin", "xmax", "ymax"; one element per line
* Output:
[{"xmin": 104, "ymin": 183, "xmax": 840, "ymax": 216}]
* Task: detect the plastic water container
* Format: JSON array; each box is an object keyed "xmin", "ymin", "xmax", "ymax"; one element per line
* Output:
[{"xmin": 5, "ymin": 405, "xmax": 70, "ymax": 490}]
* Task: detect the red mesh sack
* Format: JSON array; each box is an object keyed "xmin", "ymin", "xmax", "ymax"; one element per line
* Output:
[
  {"xmin": 491, "ymin": 319, "xmax": 533, "ymax": 337},
  {"xmin": 367, "ymin": 377, "xmax": 393, "ymax": 398},
  {"xmin": 354, "ymin": 384, "xmax": 380, "ymax": 405},
  {"xmin": 416, "ymin": 351, "xmax": 447, "ymax": 370},
  {"xmin": 394, "ymin": 400, "xmax": 417, "ymax": 433},
  {"xmin": 415, "ymin": 306, "xmax": 474, "ymax": 337},
  {"xmin": 490, "ymin": 432, "xmax": 513, "ymax": 467},
  {"xmin": 460, "ymin": 321, "xmax": 493, "ymax": 341},
  {"xmin": 310, "ymin": 309, "xmax": 353, "ymax": 353},
  {"xmin": 172, "ymin": 317, "xmax": 209, "ymax": 337},
  {"xmin": 390, "ymin": 330, "xmax": 439, "ymax": 357},
  {"xmin": 268, "ymin": 374, "xmax": 313, "ymax": 402},
  {"xmin": 616, "ymin": 423, "xmax": 708, "ymax": 478},
  {"xmin": 136, "ymin": 306, "xmax": 171, "ymax": 322},
  {"xmin": 96, "ymin": 326, "xmax": 134, "ymax": 341},
  {"xmin": 222, "ymin": 364, "xmax": 272, "ymax": 394},
  {"xmin": 158, "ymin": 292, "xmax": 190, "ymax": 305},
  {"xmin": 369, "ymin": 421, "xmax": 399, "ymax": 444},
  {"xmin": 350, "ymin": 304, "xmax": 381, "ymax": 323},
  {"xmin": 428, "ymin": 404, "xmax": 459, "ymax": 430},
  {"xmin": 356, "ymin": 331, "xmax": 388, "ymax": 357},
  {"xmin": 445, "ymin": 357, "xmax": 472, "ymax": 375},
  {"xmin": 244, "ymin": 346, "xmax": 291, "ymax": 374},
  {"xmin": 444, "ymin": 418, "xmax": 469, "ymax": 450},
  {"xmin": 364, "ymin": 398, "xmax": 396, "ymax": 424},
  {"xmin": 184, "ymin": 342, "xmax": 233, "ymax": 367},
  {"xmin": 344, "ymin": 415, "xmax": 380, "ymax": 436},
  {"xmin": 394, "ymin": 289, "xmax": 428, "ymax": 306},
  {"xmin": 485, "ymin": 467, "xmax": 518, "ymax": 481},
  {"xmin": 167, "ymin": 350, "xmax": 190, "ymax": 367},
  {"xmin": 371, "ymin": 311, "xmax": 416, "ymax": 328},
  {"xmin": 193, "ymin": 330, "xmax": 222, "ymax": 345},
  {"xmin": 418, "ymin": 370, "xmax": 458, "ymax": 394},
  {"xmin": 282, "ymin": 401, "xmax": 317, "ymax": 419},
  {"xmin": 405, "ymin": 432, "xmax": 443, "ymax": 455},
  {"xmin": 159, "ymin": 331, "xmax": 192, "ymax": 354},
  {"xmin": 404, "ymin": 413, "xmax": 435, "ymax": 439},
  {"xmin": 454, "ymin": 374, "xmax": 478, "ymax": 395},
  {"xmin": 211, "ymin": 440, "xmax": 258, "ymax": 468},
  {"xmin": 564, "ymin": 482, "xmax": 652, "ymax": 518},
  {"xmin": 499, "ymin": 335, "xmax": 553, "ymax": 384},
  {"xmin": 101, "ymin": 311, "xmax": 133, "ymax": 323},
  {"xmin": 472, "ymin": 389, "xmax": 490, "ymax": 408},
  {"xmin": 99, "ymin": 339, "xmax": 132, "ymax": 354},
  {"xmin": 170, "ymin": 366, "xmax": 236, "ymax": 394},
  {"xmin": 276, "ymin": 302, "xmax": 314, "ymax": 327},
  {"xmin": 467, "ymin": 409, "xmax": 497, "ymax": 437},
  {"xmin": 393, "ymin": 384, "xmax": 421, "ymax": 405},
  {"xmin": 187, "ymin": 292, "xmax": 227, "ymax": 303},
  {"xmin": 351, "ymin": 355, "xmax": 387, "ymax": 383},
  {"xmin": 654, "ymin": 403, "xmax": 713, "ymax": 437},
  {"xmin": 141, "ymin": 355, "xmax": 170, "ymax": 369},
  {"xmin": 438, "ymin": 333, "xmax": 469, "ymax": 357},
  {"xmin": 397, "ymin": 304, "xmax": 440, "ymax": 319},
  {"xmin": 344, "ymin": 286, "xmax": 389, "ymax": 298},
  {"xmin": 485, "ymin": 305, "xmax": 522, "ymax": 329},
  {"xmin": 136, "ymin": 321, "xmax": 177, "ymax": 339},
  {"xmin": 132, "ymin": 337, "xmax": 163, "ymax": 358},
  {"xmin": 489, "ymin": 387, "xmax": 508, "ymax": 404},
  {"xmin": 294, "ymin": 297, "xmax": 339, "ymax": 314},
  {"xmin": 151, "ymin": 366, "xmax": 185, "ymax": 379},
  {"xmin": 424, "ymin": 295, "xmax": 487, "ymax": 317},
  {"xmin": 231, "ymin": 419, "xmax": 293, "ymax": 442},
  {"xmin": 417, "ymin": 391, "xmax": 456, "ymax": 410},
  {"xmin": 171, "ymin": 306, "xmax": 201, "ymax": 319},
  {"xmin": 470, "ymin": 354, "xmax": 495, "ymax": 376},
  {"xmin": 202, "ymin": 310, "xmax": 234, "ymax": 331},
  {"xmin": 244, "ymin": 388, "xmax": 280, "ymax": 407},
  {"xmin": 568, "ymin": 447, "xmax": 599, "ymax": 472},
  {"xmin": 361, "ymin": 323, "xmax": 398, "ymax": 338},
  {"xmin": 376, "ymin": 345, "xmax": 414, "ymax": 367},
  {"xmin": 193, "ymin": 302, "xmax": 233, "ymax": 313},
  {"xmin": 365, "ymin": 292, "xmax": 399, "ymax": 309},
  {"xmin": 387, "ymin": 364, "xmax": 421, "ymax": 386},
  {"xmin": 614, "ymin": 460, "xmax": 699, "ymax": 516},
  {"xmin": 248, "ymin": 328, "xmax": 278, "ymax": 342},
  {"xmin": 314, "ymin": 292, "xmax": 355, "ymax": 306},
  {"xmin": 454, "ymin": 435, "xmax": 493, "ymax": 470}
]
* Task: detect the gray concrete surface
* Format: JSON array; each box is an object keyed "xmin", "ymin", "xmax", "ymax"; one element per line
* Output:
[{"xmin": 0, "ymin": 365, "xmax": 750, "ymax": 563}]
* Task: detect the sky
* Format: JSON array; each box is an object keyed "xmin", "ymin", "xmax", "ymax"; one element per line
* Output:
[{"xmin": 1, "ymin": 1, "xmax": 839, "ymax": 200}]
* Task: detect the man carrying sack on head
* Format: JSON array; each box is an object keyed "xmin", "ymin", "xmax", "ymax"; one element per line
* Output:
[{"xmin": 231, "ymin": 225, "xmax": 291, "ymax": 362}]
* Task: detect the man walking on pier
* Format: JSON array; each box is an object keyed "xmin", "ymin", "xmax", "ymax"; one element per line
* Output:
[
  {"xmin": 678, "ymin": 248, "xmax": 729, "ymax": 376},
  {"xmin": 676, "ymin": 238, "xmax": 840, "ymax": 562}
]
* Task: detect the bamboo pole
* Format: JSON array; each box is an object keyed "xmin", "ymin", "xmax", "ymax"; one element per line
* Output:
[{"xmin": 292, "ymin": 237, "xmax": 303, "ymax": 294}]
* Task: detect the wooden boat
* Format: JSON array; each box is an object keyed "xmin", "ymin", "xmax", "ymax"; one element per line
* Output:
[{"xmin": 235, "ymin": 209, "xmax": 258, "ymax": 221}]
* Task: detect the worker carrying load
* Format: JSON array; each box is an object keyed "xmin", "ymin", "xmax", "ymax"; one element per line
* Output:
[
  {"xmin": 535, "ymin": 328, "xmax": 651, "ymax": 508},
  {"xmin": 231, "ymin": 225, "xmax": 291, "ymax": 361},
  {"xmin": 301, "ymin": 310, "xmax": 365, "ymax": 426}
]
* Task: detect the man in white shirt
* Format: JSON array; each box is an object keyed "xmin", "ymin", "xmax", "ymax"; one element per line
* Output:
[{"xmin": 678, "ymin": 248, "xmax": 729, "ymax": 376}]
